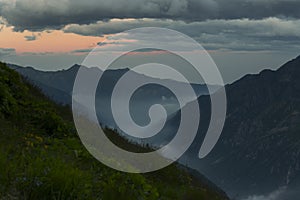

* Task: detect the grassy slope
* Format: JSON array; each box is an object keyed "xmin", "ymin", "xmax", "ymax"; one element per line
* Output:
[{"xmin": 0, "ymin": 62, "xmax": 228, "ymax": 200}]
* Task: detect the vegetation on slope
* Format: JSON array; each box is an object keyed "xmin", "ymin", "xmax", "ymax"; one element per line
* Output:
[{"xmin": 0, "ymin": 62, "xmax": 228, "ymax": 200}]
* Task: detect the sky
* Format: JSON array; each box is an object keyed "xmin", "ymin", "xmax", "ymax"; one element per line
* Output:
[{"xmin": 0, "ymin": 0, "xmax": 300, "ymax": 83}]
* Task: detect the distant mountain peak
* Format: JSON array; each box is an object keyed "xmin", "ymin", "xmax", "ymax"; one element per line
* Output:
[{"xmin": 66, "ymin": 64, "xmax": 84, "ymax": 72}]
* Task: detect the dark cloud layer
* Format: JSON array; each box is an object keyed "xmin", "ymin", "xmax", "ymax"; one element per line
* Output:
[
  {"xmin": 1, "ymin": 0, "xmax": 300, "ymax": 55},
  {"xmin": 1, "ymin": 0, "xmax": 300, "ymax": 31},
  {"xmin": 63, "ymin": 18, "xmax": 300, "ymax": 51}
]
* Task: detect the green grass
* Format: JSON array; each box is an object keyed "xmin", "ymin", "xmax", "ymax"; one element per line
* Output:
[{"xmin": 0, "ymin": 62, "xmax": 228, "ymax": 200}]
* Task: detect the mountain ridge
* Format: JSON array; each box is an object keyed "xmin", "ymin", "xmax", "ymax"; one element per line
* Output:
[
  {"xmin": 168, "ymin": 55, "xmax": 300, "ymax": 199},
  {"xmin": 0, "ymin": 61, "xmax": 229, "ymax": 199}
]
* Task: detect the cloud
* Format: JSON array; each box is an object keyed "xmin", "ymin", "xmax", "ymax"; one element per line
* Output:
[
  {"xmin": 20, "ymin": 51, "xmax": 55, "ymax": 56},
  {"xmin": 97, "ymin": 41, "xmax": 119, "ymax": 46},
  {"xmin": 71, "ymin": 40, "xmax": 128, "ymax": 54},
  {"xmin": 64, "ymin": 17, "xmax": 300, "ymax": 38},
  {"xmin": 1, "ymin": 0, "xmax": 300, "ymax": 54},
  {"xmin": 63, "ymin": 18, "xmax": 178, "ymax": 36},
  {"xmin": 71, "ymin": 48, "xmax": 92, "ymax": 54},
  {"xmin": 242, "ymin": 188, "xmax": 285, "ymax": 200},
  {"xmin": 0, "ymin": 16, "xmax": 6, "ymax": 30},
  {"xmin": 241, "ymin": 187, "xmax": 300, "ymax": 200},
  {"xmin": 0, "ymin": 48, "xmax": 16, "ymax": 58},
  {"xmin": 24, "ymin": 35, "xmax": 37, "ymax": 41},
  {"xmin": 64, "ymin": 17, "xmax": 300, "ymax": 52},
  {"xmin": 1, "ymin": 0, "xmax": 300, "ymax": 31},
  {"xmin": 24, "ymin": 33, "xmax": 41, "ymax": 41}
]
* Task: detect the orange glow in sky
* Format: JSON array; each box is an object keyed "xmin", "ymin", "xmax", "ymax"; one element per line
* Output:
[{"xmin": 0, "ymin": 26, "xmax": 103, "ymax": 54}]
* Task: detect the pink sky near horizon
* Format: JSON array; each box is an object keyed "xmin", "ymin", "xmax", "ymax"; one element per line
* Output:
[{"xmin": 0, "ymin": 26, "xmax": 103, "ymax": 54}]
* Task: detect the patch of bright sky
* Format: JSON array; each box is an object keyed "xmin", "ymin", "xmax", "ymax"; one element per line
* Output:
[{"xmin": 0, "ymin": 26, "xmax": 103, "ymax": 53}]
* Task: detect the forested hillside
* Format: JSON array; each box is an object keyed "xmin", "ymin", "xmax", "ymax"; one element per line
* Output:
[{"xmin": 0, "ymin": 62, "xmax": 228, "ymax": 200}]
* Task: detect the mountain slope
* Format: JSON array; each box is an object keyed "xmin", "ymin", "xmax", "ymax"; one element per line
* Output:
[
  {"xmin": 0, "ymin": 62, "xmax": 229, "ymax": 199},
  {"xmin": 9, "ymin": 64, "xmax": 212, "ymax": 105},
  {"xmin": 9, "ymin": 64, "xmax": 219, "ymax": 128},
  {"xmin": 167, "ymin": 55, "xmax": 300, "ymax": 199}
]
